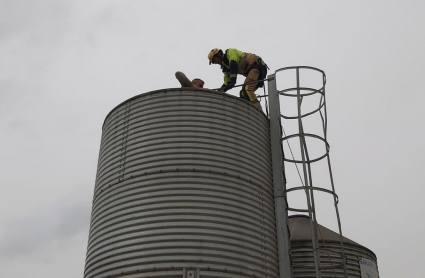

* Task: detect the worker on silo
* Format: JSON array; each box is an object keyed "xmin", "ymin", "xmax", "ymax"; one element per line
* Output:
[
  {"xmin": 175, "ymin": 71, "xmax": 205, "ymax": 88},
  {"xmin": 208, "ymin": 48, "xmax": 269, "ymax": 112}
]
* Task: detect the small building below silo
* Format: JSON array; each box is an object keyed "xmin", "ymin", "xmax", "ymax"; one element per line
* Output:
[{"xmin": 289, "ymin": 215, "xmax": 379, "ymax": 278}]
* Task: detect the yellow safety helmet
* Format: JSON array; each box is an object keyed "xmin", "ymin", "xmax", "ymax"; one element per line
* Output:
[{"xmin": 208, "ymin": 48, "xmax": 221, "ymax": 65}]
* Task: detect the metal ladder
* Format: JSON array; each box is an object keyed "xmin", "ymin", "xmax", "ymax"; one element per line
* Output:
[{"xmin": 268, "ymin": 66, "xmax": 348, "ymax": 278}]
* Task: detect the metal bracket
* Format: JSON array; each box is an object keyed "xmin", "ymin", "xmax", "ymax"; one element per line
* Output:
[{"xmin": 183, "ymin": 268, "xmax": 200, "ymax": 278}]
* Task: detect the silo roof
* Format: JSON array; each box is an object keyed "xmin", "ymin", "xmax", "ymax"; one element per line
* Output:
[
  {"xmin": 288, "ymin": 215, "xmax": 364, "ymax": 248},
  {"xmin": 288, "ymin": 215, "xmax": 378, "ymax": 273}
]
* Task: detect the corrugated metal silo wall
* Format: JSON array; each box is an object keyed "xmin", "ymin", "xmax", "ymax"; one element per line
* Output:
[
  {"xmin": 84, "ymin": 89, "xmax": 278, "ymax": 278},
  {"xmin": 291, "ymin": 241, "xmax": 378, "ymax": 277}
]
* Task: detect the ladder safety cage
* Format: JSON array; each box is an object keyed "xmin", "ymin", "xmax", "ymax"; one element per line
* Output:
[{"xmin": 268, "ymin": 66, "xmax": 348, "ymax": 278}]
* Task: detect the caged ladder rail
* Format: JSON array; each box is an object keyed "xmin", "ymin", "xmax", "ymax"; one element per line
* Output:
[{"xmin": 268, "ymin": 66, "xmax": 348, "ymax": 278}]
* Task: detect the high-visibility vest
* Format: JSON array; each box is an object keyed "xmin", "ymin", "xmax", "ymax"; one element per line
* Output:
[{"xmin": 221, "ymin": 48, "xmax": 259, "ymax": 85}]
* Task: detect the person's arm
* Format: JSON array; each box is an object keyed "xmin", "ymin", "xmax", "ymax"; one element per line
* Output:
[
  {"xmin": 175, "ymin": 71, "xmax": 193, "ymax": 87},
  {"xmin": 220, "ymin": 72, "xmax": 230, "ymax": 91},
  {"xmin": 221, "ymin": 49, "xmax": 238, "ymax": 92}
]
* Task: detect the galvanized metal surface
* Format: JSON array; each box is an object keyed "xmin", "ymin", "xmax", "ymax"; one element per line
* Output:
[
  {"xmin": 271, "ymin": 67, "xmax": 349, "ymax": 277},
  {"xmin": 84, "ymin": 89, "xmax": 278, "ymax": 278},
  {"xmin": 289, "ymin": 216, "xmax": 378, "ymax": 278},
  {"xmin": 268, "ymin": 74, "xmax": 293, "ymax": 278}
]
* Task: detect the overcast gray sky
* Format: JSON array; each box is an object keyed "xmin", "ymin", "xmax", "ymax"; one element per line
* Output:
[{"xmin": 1, "ymin": 1, "xmax": 424, "ymax": 277}]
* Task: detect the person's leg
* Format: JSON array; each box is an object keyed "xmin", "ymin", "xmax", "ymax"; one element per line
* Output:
[
  {"xmin": 244, "ymin": 68, "xmax": 263, "ymax": 112},
  {"xmin": 175, "ymin": 71, "xmax": 193, "ymax": 87}
]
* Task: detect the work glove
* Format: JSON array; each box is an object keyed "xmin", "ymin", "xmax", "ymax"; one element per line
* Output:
[
  {"xmin": 221, "ymin": 77, "xmax": 237, "ymax": 92},
  {"xmin": 219, "ymin": 84, "xmax": 227, "ymax": 93}
]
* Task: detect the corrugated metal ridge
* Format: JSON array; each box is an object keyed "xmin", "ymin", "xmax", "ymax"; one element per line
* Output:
[{"xmin": 102, "ymin": 88, "xmax": 269, "ymax": 128}]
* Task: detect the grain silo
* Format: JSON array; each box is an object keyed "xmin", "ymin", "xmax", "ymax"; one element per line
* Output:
[
  {"xmin": 84, "ymin": 67, "xmax": 380, "ymax": 278},
  {"xmin": 85, "ymin": 88, "xmax": 278, "ymax": 278},
  {"xmin": 289, "ymin": 215, "xmax": 378, "ymax": 278}
]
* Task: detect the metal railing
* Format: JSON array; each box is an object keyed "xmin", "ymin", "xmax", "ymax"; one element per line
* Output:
[{"xmin": 268, "ymin": 66, "xmax": 348, "ymax": 278}]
